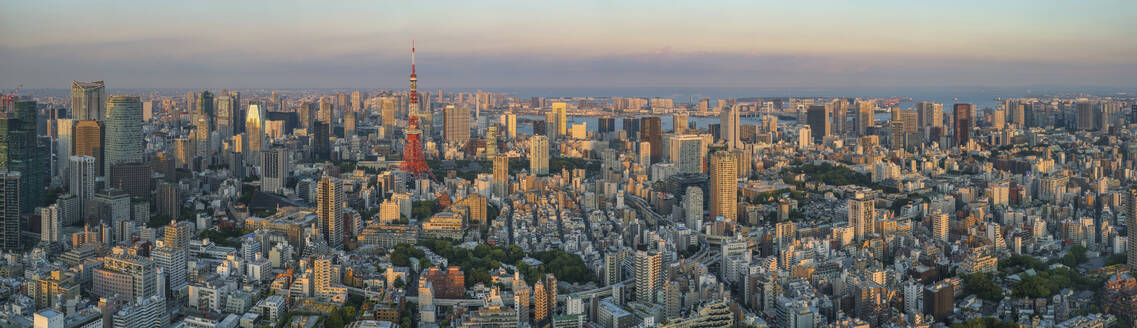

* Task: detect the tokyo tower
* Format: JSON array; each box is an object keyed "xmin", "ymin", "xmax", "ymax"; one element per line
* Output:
[{"xmin": 401, "ymin": 42, "xmax": 432, "ymax": 178}]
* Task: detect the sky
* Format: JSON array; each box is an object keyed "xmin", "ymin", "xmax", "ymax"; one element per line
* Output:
[{"xmin": 2, "ymin": 0, "xmax": 1136, "ymax": 92}]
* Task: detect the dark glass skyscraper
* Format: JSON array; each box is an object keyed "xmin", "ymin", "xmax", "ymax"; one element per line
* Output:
[
  {"xmin": 0, "ymin": 100, "xmax": 47, "ymax": 213},
  {"xmin": 640, "ymin": 117, "xmax": 662, "ymax": 163},
  {"xmin": 953, "ymin": 104, "xmax": 972, "ymax": 147}
]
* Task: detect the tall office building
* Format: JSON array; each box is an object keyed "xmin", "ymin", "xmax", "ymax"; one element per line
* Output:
[
  {"xmin": 673, "ymin": 113, "xmax": 689, "ymax": 134},
  {"xmin": 215, "ymin": 93, "xmax": 237, "ymax": 136},
  {"xmin": 505, "ymin": 113, "xmax": 517, "ymax": 138},
  {"xmin": 848, "ymin": 192, "xmax": 875, "ymax": 241},
  {"xmin": 720, "ymin": 105, "xmax": 740, "ymax": 149},
  {"xmin": 246, "ymin": 104, "xmax": 266, "ymax": 153},
  {"xmin": 72, "ymin": 120, "xmax": 102, "ymax": 176},
  {"xmin": 831, "ymin": 100, "xmax": 848, "ymax": 135},
  {"xmin": 71, "ymin": 81, "xmax": 106, "ymax": 121},
  {"xmin": 709, "ymin": 151, "xmax": 737, "ymax": 222},
  {"xmin": 529, "ymin": 136, "xmax": 549, "ymax": 175},
  {"xmin": 856, "ymin": 101, "xmax": 874, "ymax": 136},
  {"xmin": 68, "ymin": 156, "xmax": 96, "ymax": 215},
  {"xmin": 1076, "ymin": 102, "xmax": 1093, "ymax": 131},
  {"xmin": 317, "ymin": 176, "xmax": 344, "ymax": 248},
  {"xmin": 641, "ymin": 116, "xmax": 662, "ymax": 163},
  {"xmin": 806, "ymin": 104, "xmax": 830, "ymax": 141},
  {"xmin": 55, "ymin": 119, "xmax": 74, "ymax": 178},
  {"xmin": 552, "ymin": 102, "xmax": 568, "ymax": 137},
  {"xmin": 351, "ymin": 91, "xmax": 363, "ymax": 111},
  {"xmin": 671, "ymin": 135, "xmax": 704, "ymax": 174},
  {"xmin": 952, "ymin": 104, "xmax": 972, "ymax": 147},
  {"xmin": 344, "ymin": 111, "xmax": 357, "ymax": 137},
  {"xmin": 685, "ymin": 187, "xmax": 703, "ymax": 229},
  {"xmin": 0, "ymin": 171, "xmax": 17, "ymax": 251},
  {"xmin": 634, "ymin": 250, "xmax": 661, "ymax": 303},
  {"xmin": 104, "ymin": 96, "xmax": 144, "ymax": 180},
  {"xmin": 493, "ymin": 155, "xmax": 509, "ymax": 198},
  {"xmin": 164, "ymin": 220, "xmax": 193, "ymax": 251},
  {"xmin": 1, "ymin": 100, "xmax": 47, "ymax": 213},
  {"xmin": 443, "ymin": 105, "xmax": 470, "ymax": 145},
  {"xmin": 261, "ymin": 147, "xmax": 289, "ymax": 194},
  {"xmin": 40, "ymin": 204, "xmax": 60, "ymax": 243},
  {"xmin": 916, "ymin": 102, "xmax": 944, "ymax": 128},
  {"xmin": 1126, "ymin": 188, "xmax": 1137, "ymax": 269}
]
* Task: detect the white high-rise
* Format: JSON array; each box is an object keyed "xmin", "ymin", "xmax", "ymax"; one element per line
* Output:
[
  {"xmin": 56, "ymin": 119, "xmax": 74, "ymax": 179},
  {"xmin": 720, "ymin": 105, "xmax": 740, "ymax": 149},
  {"xmin": 684, "ymin": 187, "xmax": 703, "ymax": 229},
  {"xmin": 529, "ymin": 135, "xmax": 549, "ymax": 175},
  {"xmin": 39, "ymin": 205, "xmax": 60, "ymax": 243},
  {"xmin": 671, "ymin": 135, "xmax": 704, "ymax": 174},
  {"xmin": 69, "ymin": 156, "xmax": 96, "ymax": 215}
]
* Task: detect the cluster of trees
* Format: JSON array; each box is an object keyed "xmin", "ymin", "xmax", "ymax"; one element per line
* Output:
[
  {"xmin": 962, "ymin": 273, "xmax": 1004, "ymax": 301},
  {"xmin": 998, "ymin": 251, "xmax": 1101, "ymax": 298},
  {"xmin": 951, "ymin": 317, "xmax": 1018, "ymax": 328},
  {"xmin": 412, "ymin": 200, "xmax": 439, "ymax": 220},
  {"xmin": 198, "ymin": 226, "xmax": 249, "ymax": 247},
  {"xmin": 405, "ymin": 239, "xmax": 597, "ymax": 288},
  {"xmin": 323, "ymin": 294, "xmax": 364, "ymax": 328},
  {"xmin": 789, "ymin": 163, "xmax": 872, "ymax": 187}
]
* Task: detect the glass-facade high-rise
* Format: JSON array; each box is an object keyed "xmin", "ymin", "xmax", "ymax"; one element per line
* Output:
[
  {"xmin": 0, "ymin": 100, "xmax": 47, "ymax": 213},
  {"xmin": 104, "ymin": 96, "xmax": 144, "ymax": 180},
  {"xmin": 71, "ymin": 80, "xmax": 105, "ymax": 121}
]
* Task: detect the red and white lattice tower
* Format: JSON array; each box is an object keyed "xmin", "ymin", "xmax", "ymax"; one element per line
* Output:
[
  {"xmin": 400, "ymin": 42, "xmax": 432, "ymax": 179},
  {"xmin": 401, "ymin": 115, "xmax": 431, "ymax": 178}
]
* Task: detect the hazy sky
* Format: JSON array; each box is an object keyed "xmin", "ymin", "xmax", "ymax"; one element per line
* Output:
[{"xmin": 2, "ymin": 0, "xmax": 1135, "ymax": 90}]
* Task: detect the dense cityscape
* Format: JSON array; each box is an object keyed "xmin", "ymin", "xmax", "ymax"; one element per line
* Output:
[
  {"xmin": 1, "ymin": 44, "xmax": 1136, "ymax": 328},
  {"xmin": 3, "ymin": 1, "xmax": 1137, "ymax": 327}
]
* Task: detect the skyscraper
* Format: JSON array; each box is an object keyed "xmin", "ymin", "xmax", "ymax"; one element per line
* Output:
[
  {"xmin": 529, "ymin": 135, "xmax": 549, "ymax": 175},
  {"xmin": 72, "ymin": 120, "xmax": 102, "ymax": 173},
  {"xmin": 848, "ymin": 192, "xmax": 875, "ymax": 241},
  {"xmin": 0, "ymin": 171, "xmax": 17, "ymax": 251},
  {"xmin": 493, "ymin": 155, "xmax": 508, "ymax": 198},
  {"xmin": 952, "ymin": 104, "xmax": 972, "ymax": 147},
  {"xmin": 1, "ymin": 100, "xmax": 47, "ymax": 213},
  {"xmin": 71, "ymin": 80, "xmax": 106, "ymax": 121},
  {"xmin": 505, "ymin": 113, "xmax": 517, "ymax": 138},
  {"xmin": 671, "ymin": 135, "xmax": 704, "ymax": 174},
  {"xmin": 931, "ymin": 213, "xmax": 948, "ymax": 242},
  {"xmin": 709, "ymin": 151, "xmax": 737, "ymax": 222},
  {"xmin": 831, "ymin": 99, "xmax": 848, "ymax": 135},
  {"xmin": 104, "ymin": 96, "xmax": 144, "ymax": 180},
  {"xmin": 443, "ymin": 105, "xmax": 470, "ymax": 145},
  {"xmin": 552, "ymin": 102, "xmax": 568, "ymax": 136},
  {"xmin": 916, "ymin": 102, "xmax": 944, "ymax": 129},
  {"xmin": 317, "ymin": 176, "xmax": 344, "ymax": 248},
  {"xmin": 641, "ymin": 116, "xmax": 662, "ymax": 163},
  {"xmin": 720, "ymin": 105, "xmax": 740, "ymax": 149},
  {"xmin": 40, "ymin": 204, "xmax": 60, "ymax": 244},
  {"xmin": 55, "ymin": 119, "xmax": 74, "ymax": 178},
  {"xmin": 673, "ymin": 113, "xmax": 689, "ymax": 134},
  {"xmin": 806, "ymin": 104, "xmax": 830, "ymax": 141},
  {"xmin": 856, "ymin": 101, "xmax": 874, "ymax": 136},
  {"xmin": 261, "ymin": 147, "xmax": 289, "ymax": 194},
  {"xmin": 68, "ymin": 156, "xmax": 96, "ymax": 216},
  {"xmin": 246, "ymin": 104, "xmax": 266, "ymax": 153},
  {"xmin": 634, "ymin": 250, "xmax": 661, "ymax": 302}
]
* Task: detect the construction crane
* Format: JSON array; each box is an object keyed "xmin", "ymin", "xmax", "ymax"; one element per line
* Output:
[{"xmin": 1, "ymin": 84, "xmax": 23, "ymax": 108}]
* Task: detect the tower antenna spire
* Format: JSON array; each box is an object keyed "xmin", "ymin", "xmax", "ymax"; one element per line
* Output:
[{"xmin": 412, "ymin": 40, "xmax": 416, "ymax": 75}]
